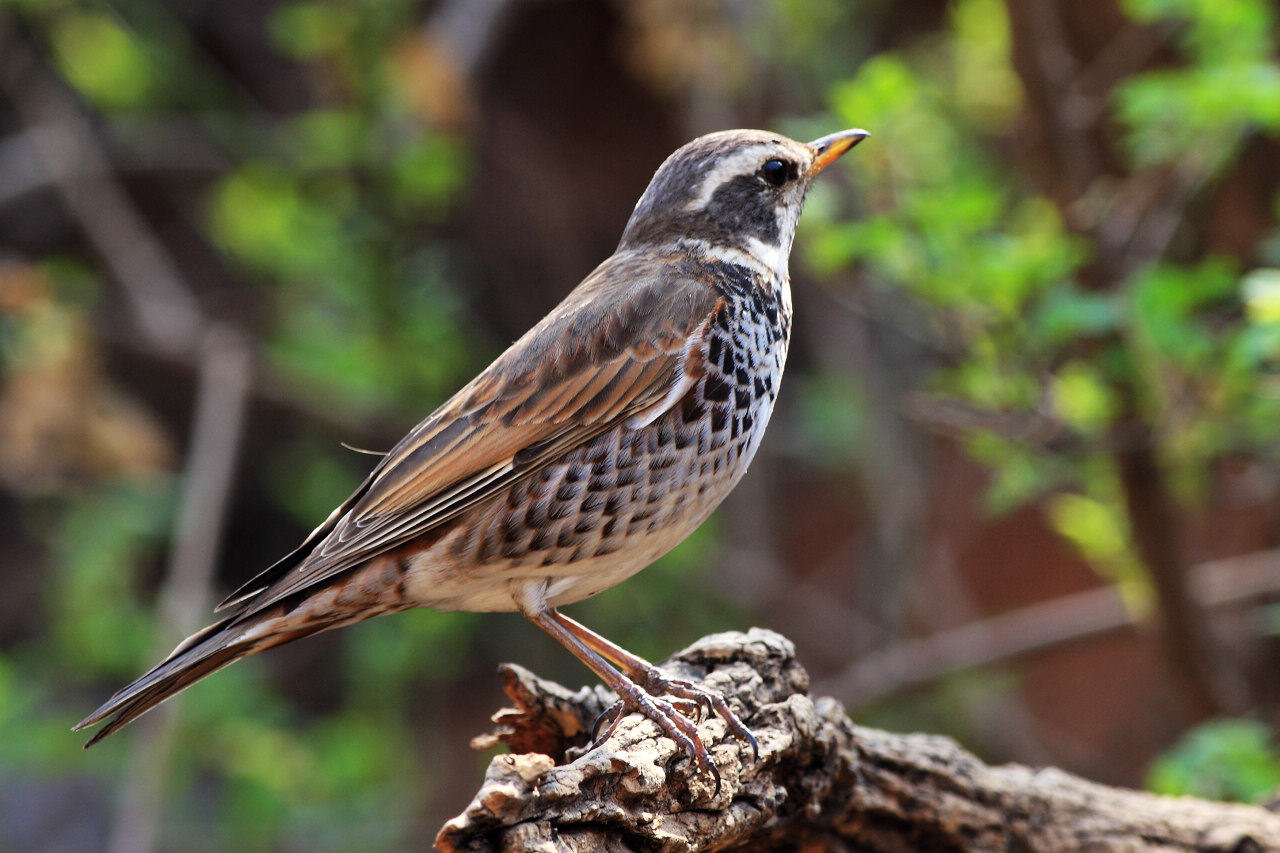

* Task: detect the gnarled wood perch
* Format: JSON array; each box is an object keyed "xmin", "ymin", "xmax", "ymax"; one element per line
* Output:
[{"xmin": 437, "ymin": 628, "xmax": 1280, "ymax": 851}]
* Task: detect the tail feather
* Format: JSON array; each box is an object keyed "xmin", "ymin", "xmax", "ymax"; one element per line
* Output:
[
  {"xmin": 73, "ymin": 607, "xmax": 326, "ymax": 748},
  {"xmin": 76, "ymin": 555, "xmax": 408, "ymax": 746},
  {"xmin": 76, "ymin": 638, "xmax": 247, "ymax": 748}
]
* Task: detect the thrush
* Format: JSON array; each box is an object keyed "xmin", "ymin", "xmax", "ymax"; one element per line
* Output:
[{"xmin": 76, "ymin": 127, "xmax": 868, "ymax": 783}]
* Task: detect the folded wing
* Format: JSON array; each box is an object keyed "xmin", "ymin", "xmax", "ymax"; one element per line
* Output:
[{"xmin": 219, "ymin": 252, "xmax": 722, "ymax": 619}]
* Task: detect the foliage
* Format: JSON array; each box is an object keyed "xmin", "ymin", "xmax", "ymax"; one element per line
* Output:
[
  {"xmin": 1148, "ymin": 718, "xmax": 1280, "ymax": 803},
  {"xmin": 4, "ymin": 0, "xmax": 1280, "ymax": 845},
  {"xmin": 0, "ymin": 1, "xmax": 748, "ymax": 845},
  {"xmin": 805, "ymin": 0, "xmax": 1280, "ymax": 600},
  {"xmin": 1, "ymin": 0, "xmax": 484, "ymax": 846},
  {"xmin": 1117, "ymin": 0, "xmax": 1280, "ymax": 167}
]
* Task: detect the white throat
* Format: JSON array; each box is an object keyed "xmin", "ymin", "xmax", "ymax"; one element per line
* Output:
[
  {"xmin": 677, "ymin": 239, "xmax": 786, "ymax": 282},
  {"xmin": 742, "ymin": 235, "xmax": 790, "ymax": 280}
]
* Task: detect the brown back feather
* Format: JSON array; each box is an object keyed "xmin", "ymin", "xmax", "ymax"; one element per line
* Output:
[{"xmin": 217, "ymin": 251, "xmax": 720, "ymax": 619}]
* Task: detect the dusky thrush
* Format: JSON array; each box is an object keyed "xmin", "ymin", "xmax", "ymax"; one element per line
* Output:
[{"xmin": 77, "ymin": 128, "xmax": 868, "ymax": 783}]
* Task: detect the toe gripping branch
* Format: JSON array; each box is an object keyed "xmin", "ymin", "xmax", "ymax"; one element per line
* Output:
[{"xmin": 529, "ymin": 607, "xmax": 758, "ymax": 796}]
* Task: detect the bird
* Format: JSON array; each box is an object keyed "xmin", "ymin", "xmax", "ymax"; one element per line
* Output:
[{"xmin": 75, "ymin": 127, "xmax": 868, "ymax": 782}]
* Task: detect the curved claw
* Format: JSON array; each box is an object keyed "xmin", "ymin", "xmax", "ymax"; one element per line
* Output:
[
  {"xmin": 590, "ymin": 706, "xmax": 610, "ymax": 741},
  {"xmin": 596, "ymin": 677, "xmax": 722, "ymax": 792},
  {"xmin": 580, "ymin": 663, "xmax": 755, "ymax": 799},
  {"xmin": 590, "ymin": 699, "xmax": 626, "ymax": 748},
  {"xmin": 651, "ymin": 695, "xmax": 721, "ymax": 796},
  {"xmin": 641, "ymin": 669, "xmax": 757, "ymax": 762},
  {"xmin": 667, "ymin": 697, "xmax": 703, "ymax": 718},
  {"xmin": 591, "ymin": 699, "xmax": 618, "ymax": 740},
  {"xmin": 742, "ymin": 727, "xmax": 760, "ymax": 762}
]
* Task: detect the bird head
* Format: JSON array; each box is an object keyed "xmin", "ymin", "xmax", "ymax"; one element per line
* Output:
[{"xmin": 618, "ymin": 128, "xmax": 868, "ymax": 273}]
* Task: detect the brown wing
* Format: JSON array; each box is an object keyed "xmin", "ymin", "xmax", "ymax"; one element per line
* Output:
[{"xmin": 219, "ymin": 252, "xmax": 722, "ymax": 617}]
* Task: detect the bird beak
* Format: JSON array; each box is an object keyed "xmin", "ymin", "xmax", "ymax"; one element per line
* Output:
[{"xmin": 806, "ymin": 129, "xmax": 870, "ymax": 177}]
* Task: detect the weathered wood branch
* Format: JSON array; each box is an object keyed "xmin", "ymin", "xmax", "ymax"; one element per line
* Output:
[{"xmin": 438, "ymin": 629, "xmax": 1280, "ymax": 852}]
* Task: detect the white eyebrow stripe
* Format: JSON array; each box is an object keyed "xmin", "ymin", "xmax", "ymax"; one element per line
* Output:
[{"xmin": 683, "ymin": 144, "xmax": 774, "ymax": 212}]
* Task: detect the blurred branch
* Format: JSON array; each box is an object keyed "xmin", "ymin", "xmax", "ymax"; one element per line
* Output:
[
  {"xmin": 1073, "ymin": 21, "xmax": 1176, "ymax": 103},
  {"xmin": 1113, "ymin": 425, "xmax": 1246, "ymax": 717},
  {"xmin": 0, "ymin": 120, "xmax": 227, "ymax": 209},
  {"xmin": 440, "ymin": 629, "xmax": 1280, "ymax": 850},
  {"xmin": 818, "ymin": 548, "xmax": 1280, "ymax": 707},
  {"xmin": 0, "ymin": 127, "xmax": 46, "ymax": 205},
  {"xmin": 400, "ymin": 0, "xmax": 516, "ymax": 129},
  {"xmin": 95, "ymin": 318, "xmax": 389, "ymax": 445},
  {"xmin": 1105, "ymin": 163, "xmax": 1229, "ymax": 721},
  {"xmin": 107, "ymin": 325, "xmax": 253, "ymax": 853},
  {"xmin": 423, "ymin": 0, "xmax": 514, "ymax": 79},
  {"xmin": 1118, "ymin": 162, "xmax": 1212, "ymax": 272},
  {"xmin": 0, "ymin": 23, "xmax": 262, "ymax": 851},
  {"xmin": 1014, "ymin": 0, "xmax": 1097, "ymax": 202},
  {"xmin": 1, "ymin": 31, "xmax": 204, "ymax": 356},
  {"xmin": 905, "ymin": 393, "xmax": 1078, "ymax": 451}
]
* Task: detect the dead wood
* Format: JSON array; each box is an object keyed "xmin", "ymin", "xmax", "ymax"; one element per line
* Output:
[{"xmin": 437, "ymin": 628, "xmax": 1280, "ymax": 852}]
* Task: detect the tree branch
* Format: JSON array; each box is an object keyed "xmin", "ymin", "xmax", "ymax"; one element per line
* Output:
[
  {"xmin": 817, "ymin": 547, "xmax": 1280, "ymax": 707},
  {"xmin": 106, "ymin": 325, "xmax": 253, "ymax": 853},
  {"xmin": 438, "ymin": 629, "xmax": 1280, "ymax": 851},
  {"xmin": 1, "ymin": 28, "xmax": 204, "ymax": 357}
]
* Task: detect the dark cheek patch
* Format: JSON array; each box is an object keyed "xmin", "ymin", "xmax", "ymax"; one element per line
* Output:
[{"xmin": 706, "ymin": 175, "xmax": 781, "ymax": 245}]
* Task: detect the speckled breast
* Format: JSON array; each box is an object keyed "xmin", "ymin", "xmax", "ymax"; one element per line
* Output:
[{"xmin": 412, "ymin": 264, "xmax": 793, "ymax": 612}]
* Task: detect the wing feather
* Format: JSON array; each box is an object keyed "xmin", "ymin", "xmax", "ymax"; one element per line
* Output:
[{"xmin": 219, "ymin": 252, "xmax": 721, "ymax": 618}]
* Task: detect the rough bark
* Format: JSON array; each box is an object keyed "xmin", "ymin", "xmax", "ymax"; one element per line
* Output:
[{"xmin": 437, "ymin": 629, "xmax": 1280, "ymax": 852}]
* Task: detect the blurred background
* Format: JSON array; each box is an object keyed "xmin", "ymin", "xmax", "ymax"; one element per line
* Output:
[{"xmin": 4, "ymin": 0, "xmax": 1280, "ymax": 848}]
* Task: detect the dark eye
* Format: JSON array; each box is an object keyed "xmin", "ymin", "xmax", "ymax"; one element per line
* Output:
[{"xmin": 760, "ymin": 159, "xmax": 791, "ymax": 187}]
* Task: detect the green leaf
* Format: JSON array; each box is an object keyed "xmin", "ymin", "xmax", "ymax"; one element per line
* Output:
[
  {"xmin": 1116, "ymin": 64, "xmax": 1280, "ymax": 166},
  {"xmin": 950, "ymin": 0, "xmax": 1021, "ymax": 127},
  {"xmin": 1122, "ymin": 0, "xmax": 1275, "ymax": 63},
  {"xmin": 269, "ymin": 1, "xmax": 357, "ymax": 59},
  {"xmin": 963, "ymin": 430, "xmax": 1057, "ymax": 514},
  {"xmin": 1030, "ymin": 285, "xmax": 1120, "ymax": 347},
  {"xmin": 1046, "ymin": 492, "xmax": 1151, "ymax": 611},
  {"xmin": 50, "ymin": 478, "xmax": 174, "ymax": 676},
  {"xmin": 286, "ymin": 109, "xmax": 368, "ymax": 171},
  {"xmin": 1243, "ymin": 268, "xmax": 1280, "ymax": 324},
  {"xmin": 1129, "ymin": 259, "xmax": 1238, "ymax": 367},
  {"xmin": 1148, "ymin": 718, "xmax": 1280, "ymax": 802},
  {"xmin": 51, "ymin": 12, "xmax": 157, "ymax": 110},
  {"xmin": 389, "ymin": 134, "xmax": 470, "ymax": 216},
  {"xmin": 1051, "ymin": 362, "xmax": 1117, "ymax": 431}
]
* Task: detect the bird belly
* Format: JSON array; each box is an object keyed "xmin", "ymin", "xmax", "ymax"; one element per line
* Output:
[{"xmin": 401, "ymin": 340, "xmax": 785, "ymax": 613}]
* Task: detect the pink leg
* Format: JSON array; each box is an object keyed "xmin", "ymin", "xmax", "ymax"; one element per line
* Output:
[{"xmin": 525, "ymin": 605, "xmax": 759, "ymax": 793}]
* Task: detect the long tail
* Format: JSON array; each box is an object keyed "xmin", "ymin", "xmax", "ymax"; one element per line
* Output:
[
  {"xmin": 73, "ymin": 603, "xmax": 336, "ymax": 748},
  {"xmin": 76, "ymin": 553, "xmax": 413, "ymax": 746}
]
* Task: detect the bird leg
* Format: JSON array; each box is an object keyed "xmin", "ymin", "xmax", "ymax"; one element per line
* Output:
[
  {"xmin": 524, "ymin": 606, "xmax": 758, "ymax": 792},
  {"xmin": 552, "ymin": 609, "xmax": 759, "ymax": 760}
]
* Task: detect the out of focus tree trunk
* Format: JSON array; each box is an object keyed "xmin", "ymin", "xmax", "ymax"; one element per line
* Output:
[{"xmin": 1003, "ymin": 0, "xmax": 1265, "ymax": 721}]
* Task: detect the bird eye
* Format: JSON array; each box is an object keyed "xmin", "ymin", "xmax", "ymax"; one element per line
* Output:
[{"xmin": 760, "ymin": 159, "xmax": 791, "ymax": 187}]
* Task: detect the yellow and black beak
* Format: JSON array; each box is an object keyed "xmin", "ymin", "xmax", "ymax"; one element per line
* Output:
[{"xmin": 806, "ymin": 129, "xmax": 870, "ymax": 177}]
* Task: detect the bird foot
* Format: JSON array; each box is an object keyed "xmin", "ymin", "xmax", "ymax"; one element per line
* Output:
[{"xmin": 587, "ymin": 666, "xmax": 758, "ymax": 796}]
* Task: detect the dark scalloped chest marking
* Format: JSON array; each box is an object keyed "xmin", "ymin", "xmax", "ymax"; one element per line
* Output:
[{"xmin": 441, "ymin": 260, "xmax": 792, "ymax": 608}]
